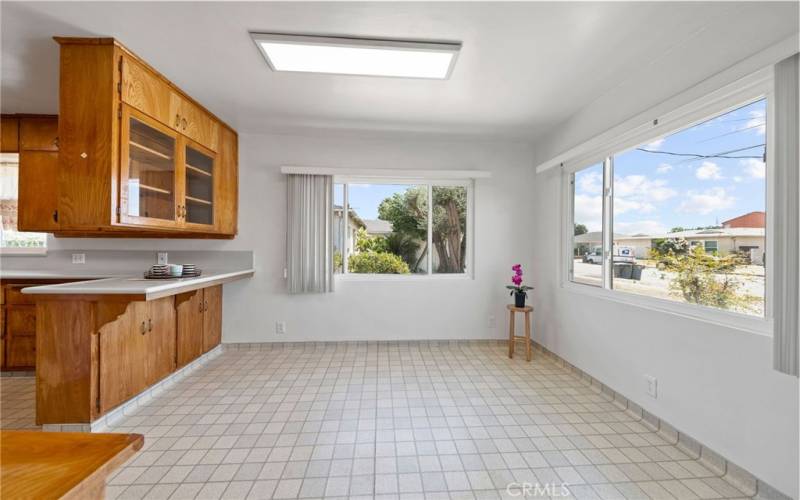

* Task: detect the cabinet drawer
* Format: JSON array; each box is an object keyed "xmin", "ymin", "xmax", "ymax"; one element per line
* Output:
[
  {"xmin": 7, "ymin": 306, "xmax": 36, "ymax": 335},
  {"xmin": 5, "ymin": 286, "xmax": 37, "ymax": 305},
  {"xmin": 121, "ymin": 55, "xmax": 172, "ymax": 127},
  {"xmin": 169, "ymin": 94, "xmax": 219, "ymax": 152}
]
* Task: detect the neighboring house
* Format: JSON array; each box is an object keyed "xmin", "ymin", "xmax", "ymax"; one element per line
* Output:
[
  {"xmin": 574, "ymin": 221, "xmax": 766, "ymax": 264},
  {"xmin": 362, "ymin": 218, "xmax": 393, "ymax": 236},
  {"xmin": 333, "ymin": 205, "xmax": 365, "ymax": 260},
  {"xmin": 722, "ymin": 211, "xmax": 765, "ymax": 228},
  {"xmin": 616, "ymin": 227, "xmax": 765, "ymax": 264}
]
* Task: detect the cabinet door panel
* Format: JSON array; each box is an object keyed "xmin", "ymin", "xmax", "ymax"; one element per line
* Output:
[
  {"xmin": 121, "ymin": 55, "xmax": 172, "ymax": 126},
  {"xmin": 5, "ymin": 334, "xmax": 35, "ymax": 368},
  {"xmin": 99, "ymin": 302, "xmax": 147, "ymax": 414},
  {"xmin": 182, "ymin": 140, "xmax": 215, "ymax": 228},
  {"xmin": 145, "ymin": 297, "xmax": 176, "ymax": 385},
  {"xmin": 202, "ymin": 286, "xmax": 222, "ymax": 352},
  {"xmin": 119, "ymin": 106, "xmax": 180, "ymax": 228},
  {"xmin": 176, "ymin": 291, "xmax": 203, "ymax": 367},
  {"xmin": 6, "ymin": 306, "xmax": 36, "ymax": 335},
  {"xmin": 18, "ymin": 151, "xmax": 60, "ymax": 232},
  {"xmin": 169, "ymin": 93, "xmax": 219, "ymax": 151},
  {"xmin": 215, "ymin": 127, "xmax": 237, "ymax": 236}
]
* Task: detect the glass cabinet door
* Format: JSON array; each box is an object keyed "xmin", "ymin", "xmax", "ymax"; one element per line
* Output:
[
  {"xmin": 183, "ymin": 144, "xmax": 214, "ymax": 226},
  {"xmin": 122, "ymin": 111, "xmax": 177, "ymax": 225}
]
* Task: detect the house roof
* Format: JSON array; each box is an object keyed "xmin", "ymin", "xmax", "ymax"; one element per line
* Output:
[
  {"xmin": 363, "ymin": 219, "xmax": 393, "ymax": 235},
  {"xmin": 574, "ymin": 231, "xmax": 628, "ymax": 243},
  {"xmin": 618, "ymin": 227, "xmax": 764, "ymax": 241}
]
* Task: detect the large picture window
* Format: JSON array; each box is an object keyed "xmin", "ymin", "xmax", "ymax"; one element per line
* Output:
[
  {"xmin": 568, "ymin": 97, "xmax": 767, "ymax": 318},
  {"xmin": 334, "ymin": 180, "xmax": 471, "ymax": 276}
]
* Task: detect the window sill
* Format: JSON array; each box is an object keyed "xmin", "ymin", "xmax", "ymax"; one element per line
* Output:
[
  {"xmin": 561, "ymin": 280, "xmax": 772, "ymax": 337},
  {"xmin": 0, "ymin": 247, "xmax": 48, "ymax": 256},
  {"xmin": 336, "ymin": 273, "xmax": 473, "ymax": 282}
]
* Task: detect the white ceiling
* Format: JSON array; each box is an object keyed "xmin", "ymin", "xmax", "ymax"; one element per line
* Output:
[{"xmin": 1, "ymin": 2, "xmax": 798, "ymax": 140}]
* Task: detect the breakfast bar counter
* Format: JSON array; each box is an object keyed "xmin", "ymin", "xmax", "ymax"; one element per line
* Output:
[
  {"xmin": 21, "ymin": 268, "xmax": 254, "ymax": 300},
  {"xmin": 22, "ymin": 268, "xmax": 254, "ymax": 429}
]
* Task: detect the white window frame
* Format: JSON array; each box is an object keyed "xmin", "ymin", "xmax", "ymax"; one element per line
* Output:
[
  {"xmin": 334, "ymin": 176, "xmax": 474, "ymax": 281},
  {"xmin": 560, "ymin": 68, "xmax": 774, "ymax": 336},
  {"xmin": 703, "ymin": 240, "xmax": 719, "ymax": 254}
]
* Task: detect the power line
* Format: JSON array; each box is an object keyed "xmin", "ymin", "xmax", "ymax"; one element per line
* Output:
[{"xmin": 635, "ymin": 143, "xmax": 765, "ymax": 160}]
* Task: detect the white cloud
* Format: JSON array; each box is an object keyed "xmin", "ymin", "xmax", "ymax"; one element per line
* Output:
[
  {"xmin": 745, "ymin": 109, "xmax": 766, "ymax": 135},
  {"xmin": 733, "ymin": 176, "xmax": 743, "ymax": 183},
  {"xmin": 576, "ymin": 170, "xmax": 602, "ymax": 194},
  {"xmin": 615, "ymin": 175, "xmax": 677, "ymax": 202},
  {"xmin": 695, "ymin": 161, "xmax": 723, "ymax": 180},
  {"xmin": 615, "ymin": 198, "xmax": 655, "ymax": 214},
  {"xmin": 645, "ymin": 138, "xmax": 665, "ymax": 150},
  {"xmin": 677, "ymin": 187, "xmax": 735, "ymax": 215},
  {"xmin": 615, "ymin": 220, "xmax": 667, "ymax": 236},
  {"xmin": 741, "ymin": 158, "xmax": 765, "ymax": 179},
  {"xmin": 573, "ymin": 194, "xmax": 602, "ymax": 231},
  {"xmin": 656, "ymin": 163, "xmax": 672, "ymax": 174}
]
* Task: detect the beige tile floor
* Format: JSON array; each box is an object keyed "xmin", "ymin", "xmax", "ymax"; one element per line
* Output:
[
  {"xmin": 1, "ymin": 342, "xmax": 753, "ymax": 499},
  {"xmin": 0, "ymin": 375, "xmax": 38, "ymax": 430}
]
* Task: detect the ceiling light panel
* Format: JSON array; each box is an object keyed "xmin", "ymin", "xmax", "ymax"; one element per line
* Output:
[{"xmin": 251, "ymin": 33, "xmax": 461, "ymax": 79}]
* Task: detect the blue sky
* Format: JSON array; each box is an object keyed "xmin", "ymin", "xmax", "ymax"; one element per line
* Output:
[
  {"xmin": 335, "ymin": 183, "xmax": 416, "ymax": 220},
  {"xmin": 574, "ymin": 98, "xmax": 766, "ymax": 235}
]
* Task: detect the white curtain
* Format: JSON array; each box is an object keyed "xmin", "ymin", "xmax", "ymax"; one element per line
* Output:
[
  {"xmin": 286, "ymin": 174, "xmax": 334, "ymax": 294},
  {"xmin": 773, "ymin": 53, "xmax": 799, "ymax": 377}
]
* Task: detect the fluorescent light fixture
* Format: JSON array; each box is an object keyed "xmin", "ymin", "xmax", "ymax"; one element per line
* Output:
[{"xmin": 251, "ymin": 33, "xmax": 460, "ymax": 79}]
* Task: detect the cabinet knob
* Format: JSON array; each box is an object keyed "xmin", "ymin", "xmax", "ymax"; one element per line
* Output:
[
  {"xmin": 140, "ymin": 321, "xmax": 147, "ymax": 335},
  {"xmin": 181, "ymin": 118, "xmax": 187, "ymax": 130},
  {"xmin": 204, "ymin": 300, "xmax": 208, "ymax": 312},
  {"xmin": 148, "ymin": 318, "xmax": 153, "ymax": 332},
  {"xmin": 175, "ymin": 114, "xmax": 181, "ymax": 128}
]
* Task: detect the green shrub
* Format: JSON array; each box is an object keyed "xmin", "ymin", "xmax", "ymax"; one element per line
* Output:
[{"xmin": 348, "ymin": 252, "xmax": 410, "ymax": 274}]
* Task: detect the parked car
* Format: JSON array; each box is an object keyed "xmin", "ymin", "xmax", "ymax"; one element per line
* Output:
[{"xmin": 583, "ymin": 245, "xmax": 636, "ymax": 264}]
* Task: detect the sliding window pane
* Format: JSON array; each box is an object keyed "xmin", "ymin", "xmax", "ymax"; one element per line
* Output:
[
  {"xmin": 611, "ymin": 98, "xmax": 766, "ymax": 317},
  {"xmin": 571, "ymin": 162, "xmax": 604, "ymax": 286},
  {"xmin": 347, "ymin": 183, "xmax": 428, "ymax": 274},
  {"xmin": 432, "ymin": 185, "xmax": 467, "ymax": 274},
  {"xmin": 333, "ymin": 183, "xmax": 345, "ymax": 273}
]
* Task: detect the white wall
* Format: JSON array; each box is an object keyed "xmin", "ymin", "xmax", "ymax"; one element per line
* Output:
[
  {"xmin": 46, "ymin": 133, "xmax": 536, "ymax": 342},
  {"xmin": 530, "ymin": 42, "xmax": 800, "ymax": 498}
]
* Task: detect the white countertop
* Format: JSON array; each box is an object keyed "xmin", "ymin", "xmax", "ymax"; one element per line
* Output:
[
  {"xmin": 0, "ymin": 270, "xmax": 127, "ymax": 280},
  {"xmin": 19, "ymin": 269, "xmax": 254, "ymax": 300}
]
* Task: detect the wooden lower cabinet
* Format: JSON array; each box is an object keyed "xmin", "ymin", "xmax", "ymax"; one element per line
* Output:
[
  {"xmin": 98, "ymin": 298, "xmax": 175, "ymax": 414},
  {"xmin": 202, "ymin": 286, "xmax": 222, "ymax": 353},
  {"xmin": 35, "ymin": 283, "xmax": 223, "ymax": 425},
  {"xmin": 176, "ymin": 285, "xmax": 222, "ymax": 367},
  {"xmin": 175, "ymin": 291, "xmax": 203, "ymax": 367},
  {"xmin": 1, "ymin": 280, "xmax": 76, "ymax": 371}
]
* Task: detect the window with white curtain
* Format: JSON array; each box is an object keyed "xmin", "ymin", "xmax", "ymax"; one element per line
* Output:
[
  {"xmin": 0, "ymin": 153, "xmax": 47, "ymax": 253},
  {"xmin": 334, "ymin": 179, "xmax": 472, "ymax": 277},
  {"xmin": 566, "ymin": 89, "xmax": 771, "ymax": 324}
]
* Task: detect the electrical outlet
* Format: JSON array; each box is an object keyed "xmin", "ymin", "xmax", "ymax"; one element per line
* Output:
[
  {"xmin": 71, "ymin": 253, "xmax": 85, "ymax": 264},
  {"xmin": 487, "ymin": 315, "xmax": 496, "ymax": 328},
  {"xmin": 644, "ymin": 375, "xmax": 658, "ymax": 398},
  {"xmin": 157, "ymin": 252, "xmax": 169, "ymax": 265},
  {"xmin": 275, "ymin": 321, "xmax": 286, "ymax": 335},
  {"xmin": 283, "ymin": 268, "xmax": 288, "ymax": 279}
]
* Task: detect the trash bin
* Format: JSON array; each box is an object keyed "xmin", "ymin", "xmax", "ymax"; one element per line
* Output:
[
  {"xmin": 631, "ymin": 264, "xmax": 643, "ymax": 281},
  {"xmin": 619, "ymin": 263, "xmax": 633, "ymax": 279},
  {"xmin": 613, "ymin": 263, "xmax": 624, "ymax": 278}
]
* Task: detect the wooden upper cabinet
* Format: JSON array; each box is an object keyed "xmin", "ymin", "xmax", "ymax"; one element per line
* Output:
[
  {"xmin": 169, "ymin": 93, "xmax": 219, "ymax": 152},
  {"xmin": 1, "ymin": 116, "xmax": 20, "ymax": 152},
  {"xmin": 120, "ymin": 55, "xmax": 172, "ymax": 128},
  {"xmin": 46, "ymin": 37, "xmax": 238, "ymax": 238},
  {"xmin": 13, "ymin": 115, "xmax": 60, "ymax": 232}
]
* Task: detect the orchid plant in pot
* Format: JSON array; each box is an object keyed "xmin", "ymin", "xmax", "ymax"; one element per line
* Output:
[{"xmin": 507, "ymin": 264, "xmax": 533, "ymax": 308}]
